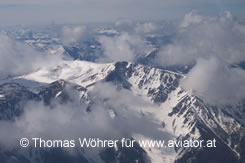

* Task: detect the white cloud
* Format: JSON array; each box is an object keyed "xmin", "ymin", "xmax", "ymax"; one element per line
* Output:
[
  {"xmin": 155, "ymin": 11, "xmax": 245, "ymax": 67},
  {"xmin": 134, "ymin": 22, "xmax": 157, "ymax": 34},
  {"xmin": 155, "ymin": 11, "xmax": 245, "ymax": 105},
  {"xmin": 0, "ymin": 82, "xmax": 172, "ymax": 150},
  {"xmin": 181, "ymin": 57, "xmax": 245, "ymax": 105},
  {"xmin": 115, "ymin": 18, "xmax": 134, "ymax": 30},
  {"xmin": 98, "ymin": 33, "xmax": 150, "ymax": 62},
  {"xmin": 179, "ymin": 11, "xmax": 203, "ymax": 28},
  {"xmin": 61, "ymin": 25, "xmax": 87, "ymax": 46},
  {"xmin": 0, "ymin": 33, "xmax": 64, "ymax": 79}
]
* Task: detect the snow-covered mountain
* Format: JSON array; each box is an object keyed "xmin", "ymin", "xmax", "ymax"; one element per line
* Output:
[{"xmin": 0, "ymin": 60, "xmax": 244, "ymax": 163}]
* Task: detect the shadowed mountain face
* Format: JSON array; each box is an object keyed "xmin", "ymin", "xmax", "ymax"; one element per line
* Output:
[
  {"xmin": 239, "ymin": 61, "xmax": 245, "ymax": 70},
  {"xmin": 0, "ymin": 61, "xmax": 244, "ymax": 163},
  {"xmin": 0, "ymin": 83, "xmax": 40, "ymax": 120}
]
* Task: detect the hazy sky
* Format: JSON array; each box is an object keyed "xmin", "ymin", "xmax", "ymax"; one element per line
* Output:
[{"xmin": 0, "ymin": 0, "xmax": 244, "ymax": 25}]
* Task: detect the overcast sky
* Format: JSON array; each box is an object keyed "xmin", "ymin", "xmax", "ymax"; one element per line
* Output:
[{"xmin": 0, "ymin": 0, "xmax": 244, "ymax": 26}]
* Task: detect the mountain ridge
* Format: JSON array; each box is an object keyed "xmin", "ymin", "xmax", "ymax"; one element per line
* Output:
[{"xmin": 0, "ymin": 60, "xmax": 244, "ymax": 163}]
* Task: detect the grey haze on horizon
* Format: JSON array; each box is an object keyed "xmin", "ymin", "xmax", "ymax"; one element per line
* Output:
[{"xmin": 0, "ymin": 0, "xmax": 245, "ymax": 26}]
